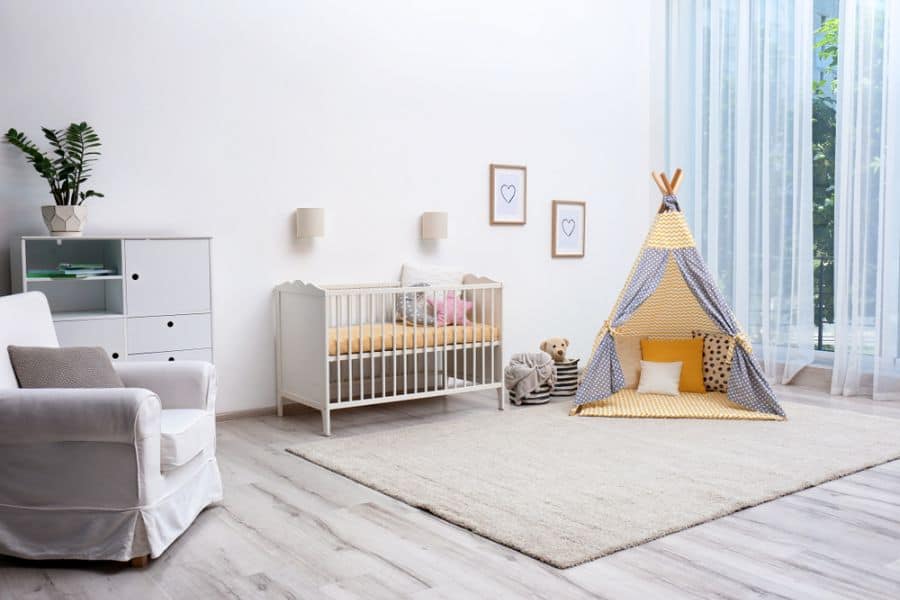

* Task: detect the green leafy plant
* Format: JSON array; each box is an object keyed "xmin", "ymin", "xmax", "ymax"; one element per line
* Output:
[
  {"xmin": 4, "ymin": 122, "xmax": 104, "ymax": 205},
  {"xmin": 812, "ymin": 17, "xmax": 838, "ymax": 351}
]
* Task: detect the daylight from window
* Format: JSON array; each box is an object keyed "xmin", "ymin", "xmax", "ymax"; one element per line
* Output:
[{"xmin": 813, "ymin": 0, "xmax": 838, "ymax": 352}]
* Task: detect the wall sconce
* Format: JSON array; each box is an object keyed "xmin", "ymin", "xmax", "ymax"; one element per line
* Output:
[
  {"xmin": 296, "ymin": 208, "xmax": 325, "ymax": 239},
  {"xmin": 421, "ymin": 211, "xmax": 448, "ymax": 240}
]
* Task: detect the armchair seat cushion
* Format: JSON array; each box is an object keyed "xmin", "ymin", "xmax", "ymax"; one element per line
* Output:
[{"xmin": 160, "ymin": 409, "xmax": 212, "ymax": 471}]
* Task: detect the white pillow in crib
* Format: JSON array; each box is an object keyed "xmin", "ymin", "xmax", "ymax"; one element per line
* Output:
[
  {"xmin": 636, "ymin": 361, "xmax": 682, "ymax": 396},
  {"xmin": 400, "ymin": 263, "xmax": 465, "ymax": 289}
]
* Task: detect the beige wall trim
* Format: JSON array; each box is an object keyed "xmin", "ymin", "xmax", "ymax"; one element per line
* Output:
[{"xmin": 216, "ymin": 407, "xmax": 276, "ymax": 422}]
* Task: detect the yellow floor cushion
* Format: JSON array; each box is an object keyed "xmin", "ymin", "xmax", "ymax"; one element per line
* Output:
[
  {"xmin": 640, "ymin": 337, "xmax": 705, "ymax": 393},
  {"xmin": 571, "ymin": 389, "xmax": 783, "ymax": 420}
]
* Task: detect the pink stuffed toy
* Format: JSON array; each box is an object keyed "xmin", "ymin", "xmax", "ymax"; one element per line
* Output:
[{"xmin": 428, "ymin": 293, "xmax": 472, "ymax": 326}]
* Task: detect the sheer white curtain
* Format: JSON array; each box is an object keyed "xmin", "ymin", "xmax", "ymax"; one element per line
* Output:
[
  {"xmin": 666, "ymin": 0, "xmax": 815, "ymax": 383},
  {"xmin": 832, "ymin": 0, "xmax": 900, "ymax": 400}
]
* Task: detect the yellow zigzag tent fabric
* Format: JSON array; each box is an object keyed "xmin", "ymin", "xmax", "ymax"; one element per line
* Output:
[{"xmin": 573, "ymin": 193, "xmax": 785, "ymax": 419}]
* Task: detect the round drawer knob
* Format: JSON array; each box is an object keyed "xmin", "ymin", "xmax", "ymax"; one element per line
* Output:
[
  {"xmin": 167, "ymin": 321, "xmax": 174, "ymax": 328},
  {"xmin": 168, "ymin": 357, "xmax": 175, "ymax": 362},
  {"xmin": 112, "ymin": 352, "xmax": 119, "ymax": 359},
  {"xmin": 131, "ymin": 273, "xmax": 140, "ymax": 280}
]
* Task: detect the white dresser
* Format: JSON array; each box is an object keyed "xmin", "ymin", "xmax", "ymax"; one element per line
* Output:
[{"xmin": 10, "ymin": 236, "xmax": 213, "ymax": 363}]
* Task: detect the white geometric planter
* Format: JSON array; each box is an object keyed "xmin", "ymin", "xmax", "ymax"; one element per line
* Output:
[{"xmin": 41, "ymin": 205, "xmax": 88, "ymax": 237}]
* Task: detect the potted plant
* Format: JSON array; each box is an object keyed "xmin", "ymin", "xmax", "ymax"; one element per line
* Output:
[{"xmin": 4, "ymin": 122, "xmax": 104, "ymax": 237}]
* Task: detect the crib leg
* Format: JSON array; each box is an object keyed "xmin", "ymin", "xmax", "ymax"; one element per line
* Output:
[
  {"xmin": 321, "ymin": 407, "xmax": 331, "ymax": 437},
  {"xmin": 497, "ymin": 387, "xmax": 506, "ymax": 410},
  {"xmin": 277, "ymin": 394, "xmax": 284, "ymax": 417}
]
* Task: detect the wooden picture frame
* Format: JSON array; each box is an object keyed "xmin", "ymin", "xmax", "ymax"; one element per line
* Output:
[
  {"xmin": 490, "ymin": 164, "xmax": 527, "ymax": 225},
  {"xmin": 552, "ymin": 200, "xmax": 586, "ymax": 258}
]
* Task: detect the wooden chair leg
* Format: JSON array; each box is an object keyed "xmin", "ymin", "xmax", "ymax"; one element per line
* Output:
[{"xmin": 130, "ymin": 555, "xmax": 150, "ymax": 568}]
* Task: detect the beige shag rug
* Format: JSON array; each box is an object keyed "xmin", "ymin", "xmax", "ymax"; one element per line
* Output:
[{"xmin": 287, "ymin": 401, "xmax": 900, "ymax": 568}]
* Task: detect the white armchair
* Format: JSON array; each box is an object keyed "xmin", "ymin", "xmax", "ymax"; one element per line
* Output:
[{"xmin": 0, "ymin": 292, "xmax": 222, "ymax": 563}]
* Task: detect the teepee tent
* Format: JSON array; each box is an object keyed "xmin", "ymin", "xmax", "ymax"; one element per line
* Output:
[{"xmin": 573, "ymin": 170, "xmax": 785, "ymax": 420}]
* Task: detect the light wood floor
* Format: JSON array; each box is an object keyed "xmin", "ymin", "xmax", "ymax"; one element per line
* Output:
[{"xmin": 2, "ymin": 385, "xmax": 900, "ymax": 599}]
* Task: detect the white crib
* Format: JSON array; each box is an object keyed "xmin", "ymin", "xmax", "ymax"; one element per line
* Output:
[{"xmin": 274, "ymin": 275, "xmax": 504, "ymax": 435}]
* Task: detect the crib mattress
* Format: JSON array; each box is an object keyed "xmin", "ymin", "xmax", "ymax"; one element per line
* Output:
[{"xmin": 328, "ymin": 322, "xmax": 500, "ymax": 356}]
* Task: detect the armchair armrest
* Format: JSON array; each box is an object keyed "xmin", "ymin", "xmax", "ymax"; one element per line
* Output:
[
  {"xmin": 114, "ymin": 360, "xmax": 216, "ymax": 412},
  {"xmin": 0, "ymin": 387, "xmax": 160, "ymax": 445}
]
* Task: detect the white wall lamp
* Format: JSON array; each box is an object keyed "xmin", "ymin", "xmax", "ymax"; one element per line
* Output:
[
  {"xmin": 296, "ymin": 208, "xmax": 325, "ymax": 239},
  {"xmin": 421, "ymin": 211, "xmax": 448, "ymax": 240}
]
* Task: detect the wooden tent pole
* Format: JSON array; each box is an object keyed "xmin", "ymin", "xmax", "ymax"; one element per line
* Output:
[
  {"xmin": 650, "ymin": 172, "xmax": 668, "ymax": 195},
  {"xmin": 671, "ymin": 168, "xmax": 684, "ymax": 194},
  {"xmin": 660, "ymin": 173, "xmax": 673, "ymax": 195}
]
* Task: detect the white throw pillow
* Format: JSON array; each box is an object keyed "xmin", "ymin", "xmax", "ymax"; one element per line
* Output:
[
  {"xmin": 400, "ymin": 262, "xmax": 465, "ymax": 288},
  {"xmin": 636, "ymin": 361, "xmax": 682, "ymax": 396}
]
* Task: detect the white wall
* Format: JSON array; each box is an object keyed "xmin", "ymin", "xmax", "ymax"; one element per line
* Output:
[{"xmin": 0, "ymin": 0, "xmax": 660, "ymax": 413}]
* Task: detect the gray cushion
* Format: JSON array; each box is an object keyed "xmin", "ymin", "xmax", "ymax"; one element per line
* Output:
[
  {"xmin": 395, "ymin": 282, "xmax": 435, "ymax": 325},
  {"xmin": 7, "ymin": 346, "xmax": 124, "ymax": 389}
]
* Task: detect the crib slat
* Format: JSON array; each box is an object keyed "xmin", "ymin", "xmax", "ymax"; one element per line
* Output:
[
  {"xmin": 402, "ymin": 289, "xmax": 408, "ymax": 394},
  {"xmin": 462, "ymin": 287, "xmax": 467, "ymax": 388},
  {"xmin": 334, "ymin": 296, "xmax": 341, "ymax": 403},
  {"xmin": 324, "ymin": 296, "xmax": 330, "ymax": 408},
  {"xmin": 413, "ymin": 290, "xmax": 418, "ymax": 394},
  {"xmin": 356, "ymin": 293, "xmax": 366, "ymax": 400},
  {"xmin": 490, "ymin": 287, "xmax": 495, "ymax": 385},
  {"xmin": 422, "ymin": 290, "xmax": 428, "ymax": 393},
  {"xmin": 443, "ymin": 290, "xmax": 449, "ymax": 390},
  {"xmin": 393, "ymin": 290, "xmax": 398, "ymax": 398},
  {"xmin": 345, "ymin": 296, "xmax": 352, "ymax": 402},
  {"xmin": 434, "ymin": 289, "xmax": 438, "ymax": 393},
  {"xmin": 455, "ymin": 286, "xmax": 460, "ymax": 389},
  {"xmin": 370, "ymin": 293, "xmax": 376, "ymax": 399},
  {"xmin": 382, "ymin": 292, "xmax": 387, "ymax": 399},
  {"xmin": 481, "ymin": 288, "xmax": 486, "ymax": 385}
]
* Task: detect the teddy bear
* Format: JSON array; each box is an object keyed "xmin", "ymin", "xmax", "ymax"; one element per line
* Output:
[{"xmin": 540, "ymin": 337, "xmax": 570, "ymax": 363}]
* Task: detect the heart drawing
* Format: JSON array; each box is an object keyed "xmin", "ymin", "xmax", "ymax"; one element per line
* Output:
[
  {"xmin": 500, "ymin": 184, "xmax": 517, "ymax": 203},
  {"xmin": 561, "ymin": 218, "xmax": 577, "ymax": 237}
]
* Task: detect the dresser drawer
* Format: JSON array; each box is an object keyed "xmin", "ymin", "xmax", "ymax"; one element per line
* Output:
[
  {"xmin": 129, "ymin": 348, "xmax": 213, "ymax": 363},
  {"xmin": 54, "ymin": 317, "xmax": 127, "ymax": 361},
  {"xmin": 127, "ymin": 313, "xmax": 212, "ymax": 354}
]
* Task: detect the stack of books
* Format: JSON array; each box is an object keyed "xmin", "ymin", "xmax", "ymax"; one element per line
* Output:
[{"xmin": 28, "ymin": 263, "xmax": 116, "ymax": 279}]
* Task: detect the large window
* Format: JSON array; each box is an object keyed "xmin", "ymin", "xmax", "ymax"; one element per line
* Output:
[
  {"xmin": 667, "ymin": 0, "xmax": 899, "ymax": 397},
  {"xmin": 812, "ymin": 1, "xmax": 838, "ymax": 352}
]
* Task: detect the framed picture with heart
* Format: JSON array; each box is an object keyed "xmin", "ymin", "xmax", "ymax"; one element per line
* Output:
[
  {"xmin": 552, "ymin": 200, "xmax": 586, "ymax": 258},
  {"xmin": 489, "ymin": 164, "xmax": 527, "ymax": 225}
]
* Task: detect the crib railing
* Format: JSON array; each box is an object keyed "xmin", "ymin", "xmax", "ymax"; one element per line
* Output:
[
  {"xmin": 275, "ymin": 277, "xmax": 504, "ymax": 434},
  {"xmin": 322, "ymin": 282, "xmax": 502, "ymax": 406}
]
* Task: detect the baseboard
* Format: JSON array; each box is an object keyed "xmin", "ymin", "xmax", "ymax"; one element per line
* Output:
[
  {"xmin": 216, "ymin": 402, "xmax": 316, "ymax": 421},
  {"xmin": 216, "ymin": 407, "xmax": 276, "ymax": 421}
]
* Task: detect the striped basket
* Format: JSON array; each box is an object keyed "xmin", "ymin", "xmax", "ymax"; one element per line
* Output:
[
  {"xmin": 551, "ymin": 358, "xmax": 580, "ymax": 397},
  {"xmin": 508, "ymin": 382, "xmax": 552, "ymax": 405}
]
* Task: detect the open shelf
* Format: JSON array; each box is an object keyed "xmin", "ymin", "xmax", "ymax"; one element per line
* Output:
[
  {"xmin": 26, "ymin": 275, "xmax": 124, "ymax": 283},
  {"xmin": 20, "ymin": 238, "xmax": 125, "ymax": 317},
  {"xmin": 53, "ymin": 310, "xmax": 126, "ymax": 322},
  {"xmin": 26, "ymin": 278, "xmax": 124, "ymax": 317},
  {"xmin": 22, "ymin": 238, "xmax": 123, "ymax": 275}
]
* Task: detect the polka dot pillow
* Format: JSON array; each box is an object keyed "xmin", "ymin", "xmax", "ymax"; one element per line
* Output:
[{"xmin": 691, "ymin": 331, "xmax": 734, "ymax": 393}]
